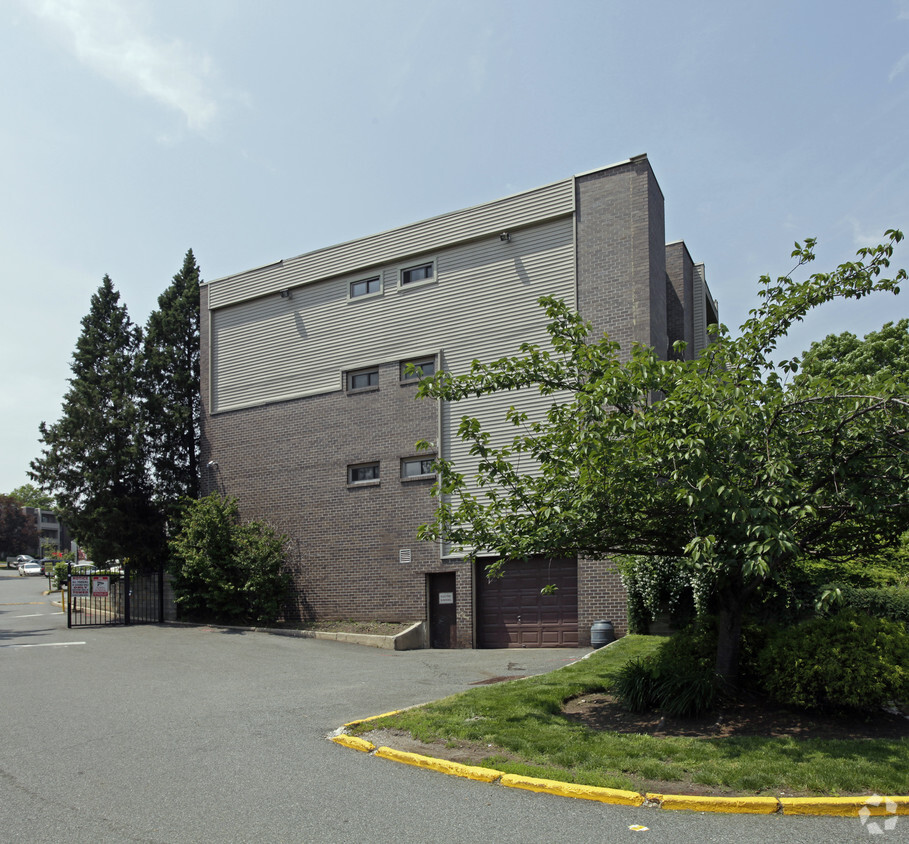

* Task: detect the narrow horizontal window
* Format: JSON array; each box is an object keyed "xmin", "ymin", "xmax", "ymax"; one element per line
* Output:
[
  {"xmin": 401, "ymin": 262, "xmax": 434, "ymax": 285},
  {"xmin": 401, "ymin": 457, "xmax": 435, "ymax": 479},
  {"xmin": 350, "ymin": 276, "xmax": 381, "ymax": 298},
  {"xmin": 348, "ymin": 367, "xmax": 379, "ymax": 391},
  {"xmin": 348, "ymin": 463, "xmax": 380, "ymax": 484},
  {"xmin": 401, "ymin": 357, "xmax": 436, "ymax": 382}
]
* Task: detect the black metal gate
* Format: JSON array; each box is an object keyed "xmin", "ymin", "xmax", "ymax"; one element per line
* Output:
[{"xmin": 67, "ymin": 563, "xmax": 165, "ymax": 628}]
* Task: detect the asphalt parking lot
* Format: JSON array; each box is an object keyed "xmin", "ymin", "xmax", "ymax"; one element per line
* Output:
[{"xmin": 0, "ymin": 570, "xmax": 886, "ymax": 843}]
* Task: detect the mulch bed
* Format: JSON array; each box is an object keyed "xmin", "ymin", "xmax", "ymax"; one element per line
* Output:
[{"xmin": 562, "ymin": 693, "xmax": 909, "ymax": 740}]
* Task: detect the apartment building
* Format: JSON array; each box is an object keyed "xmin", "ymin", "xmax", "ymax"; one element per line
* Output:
[{"xmin": 199, "ymin": 154, "xmax": 718, "ymax": 647}]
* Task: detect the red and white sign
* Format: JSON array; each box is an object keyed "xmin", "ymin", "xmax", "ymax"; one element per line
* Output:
[
  {"xmin": 91, "ymin": 576, "xmax": 110, "ymax": 597},
  {"xmin": 70, "ymin": 576, "xmax": 90, "ymax": 596}
]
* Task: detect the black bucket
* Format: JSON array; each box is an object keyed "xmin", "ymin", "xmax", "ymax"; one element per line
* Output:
[{"xmin": 590, "ymin": 620, "xmax": 615, "ymax": 649}]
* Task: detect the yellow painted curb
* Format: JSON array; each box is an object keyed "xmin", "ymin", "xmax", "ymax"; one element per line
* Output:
[
  {"xmin": 331, "ymin": 734, "xmax": 376, "ymax": 753},
  {"xmin": 646, "ymin": 793, "xmax": 780, "ymax": 814},
  {"xmin": 334, "ymin": 716, "xmax": 909, "ymax": 816},
  {"xmin": 780, "ymin": 796, "xmax": 909, "ymax": 817},
  {"xmin": 343, "ymin": 710, "xmax": 402, "ymax": 727},
  {"xmin": 374, "ymin": 747, "xmax": 502, "ymax": 783},
  {"xmin": 502, "ymin": 774, "xmax": 644, "ymax": 806}
]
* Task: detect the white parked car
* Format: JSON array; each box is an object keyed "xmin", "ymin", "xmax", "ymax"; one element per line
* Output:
[
  {"xmin": 19, "ymin": 561, "xmax": 44, "ymax": 576},
  {"xmin": 8, "ymin": 554, "xmax": 35, "ymax": 570}
]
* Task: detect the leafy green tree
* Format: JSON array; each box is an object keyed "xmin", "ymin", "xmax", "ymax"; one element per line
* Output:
[
  {"xmin": 793, "ymin": 320, "xmax": 909, "ymax": 591},
  {"xmin": 30, "ymin": 275, "xmax": 164, "ymax": 566},
  {"xmin": 416, "ymin": 232, "xmax": 909, "ymax": 683},
  {"xmin": 169, "ymin": 494, "xmax": 290, "ymax": 624},
  {"xmin": 7, "ymin": 483, "xmax": 55, "ymax": 508},
  {"xmin": 0, "ymin": 494, "xmax": 39, "ymax": 561},
  {"xmin": 798, "ymin": 318, "xmax": 909, "ymax": 382},
  {"xmin": 140, "ymin": 250, "xmax": 202, "ymax": 518}
]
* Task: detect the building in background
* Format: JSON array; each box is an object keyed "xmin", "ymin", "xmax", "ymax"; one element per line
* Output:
[
  {"xmin": 21, "ymin": 507, "xmax": 71, "ymax": 557},
  {"xmin": 199, "ymin": 154, "xmax": 718, "ymax": 648}
]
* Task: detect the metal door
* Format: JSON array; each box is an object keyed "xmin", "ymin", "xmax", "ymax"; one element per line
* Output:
[{"xmin": 428, "ymin": 572, "xmax": 457, "ymax": 648}]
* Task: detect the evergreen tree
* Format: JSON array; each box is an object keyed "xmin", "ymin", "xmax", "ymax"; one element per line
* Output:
[
  {"xmin": 30, "ymin": 275, "xmax": 164, "ymax": 566},
  {"xmin": 140, "ymin": 250, "xmax": 202, "ymax": 518}
]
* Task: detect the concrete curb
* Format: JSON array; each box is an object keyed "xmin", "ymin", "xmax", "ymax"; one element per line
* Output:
[
  {"xmin": 373, "ymin": 747, "xmax": 502, "ymax": 783},
  {"xmin": 648, "ymin": 793, "xmax": 780, "ymax": 814},
  {"xmin": 779, "ymin": 796, "xmax": 909, "ymax": 817},
  {"xmin": 331, "ymin": 718, "xmax": 909, "ymax": 817},
  {"xmin": 501, "ymin": 774, "xmax": 644, "ymax": 806}
]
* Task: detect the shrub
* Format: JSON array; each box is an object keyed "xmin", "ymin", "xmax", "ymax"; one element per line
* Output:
[
  {"xmin": 620, "ymin": 556, "xmax": 699, "ymax": 634},
  {"xmin": 53, "ymin": 561, "xmax": 69, "ymax": 589},
  {"xmin": 822, "ymin": 584, "xmax": 909, "ymax": 625},
  {"xmin": 757, "ymin": 611, "xmax": 909, "ymax": 712},
  {"xmin": 169, "ymin": 494, "xmax": 290, "ymax": 625}
]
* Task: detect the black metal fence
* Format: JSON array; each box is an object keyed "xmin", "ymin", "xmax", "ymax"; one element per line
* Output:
[{"xmin": 67, "ymin": 563, "xmax": 165, "ymax": 628}]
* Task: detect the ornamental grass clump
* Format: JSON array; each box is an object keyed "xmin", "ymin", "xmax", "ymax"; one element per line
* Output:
[{"xmin": 612, "ymin": 625, "xmax": 720, "ymax": 718}]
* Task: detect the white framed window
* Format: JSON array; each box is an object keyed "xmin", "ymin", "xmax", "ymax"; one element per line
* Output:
[
  {"xmin": 400, "ymin": 357, "xmax": 436, "ymax": 383},
  {"xmin": 349, "ymin": 275, "xmax": 381, "ymax": 299},
  {"xmin": 347, "ymin": 367, "xmax": 379, "ymax": 391},
  {"xmin": 400, "ymin": 261, "xmax": 434, "ymax": 287},
  {"xmin": 401, "ymin": 457, "xmax": 435, "ymax": 479},
  {"xmin": 348, "ymin": 462, "xmax": 380, "ymax": 484}
]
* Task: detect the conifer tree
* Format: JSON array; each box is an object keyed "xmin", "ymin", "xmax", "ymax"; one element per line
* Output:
[
  {"xmin": 140, "ymin": 250, "xmax": 202, "ymax": 519},
  {"xmin": 30, "ymin": 276, "xmax": 164, "ymax": 565}
]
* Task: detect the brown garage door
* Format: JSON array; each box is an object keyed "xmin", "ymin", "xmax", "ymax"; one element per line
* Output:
[{"xmin": 476, "ymin": 557, "xmax": 578, "ymax": 648}]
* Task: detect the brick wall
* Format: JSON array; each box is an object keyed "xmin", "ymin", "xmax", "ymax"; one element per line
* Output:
[
  {"xmin": 573, "ymin": 155, "xmax": 675, "ymax": 637},
  {"xmin": 200, "ymin": 288, "xmax": 479, "ymax": 637},
  {"xmin": 665, "ymin": 241, "xmax": 696, "ymax": 359},
  {"xmin": 577, "ymin": 557, "xmax": 628, "ymax": 643},
  {"xmin": 576, "ymin": 155, "xmax": 668, "ymax": 359}
]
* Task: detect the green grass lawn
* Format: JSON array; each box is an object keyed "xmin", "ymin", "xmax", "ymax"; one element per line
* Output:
[{"xmin": 351, "ymin": 636, "xmax": 909, "ymax": 797}]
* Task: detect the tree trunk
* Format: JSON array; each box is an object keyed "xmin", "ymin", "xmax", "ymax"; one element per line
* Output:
[{"xmin": 714, "ymin": 591, "xmax": 744, "ymax": 686}]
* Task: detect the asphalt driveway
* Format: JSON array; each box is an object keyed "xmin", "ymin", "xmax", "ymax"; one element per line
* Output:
[{"xmin": 0, "ymin": 570, "xmax": 883, "ymax": 843}]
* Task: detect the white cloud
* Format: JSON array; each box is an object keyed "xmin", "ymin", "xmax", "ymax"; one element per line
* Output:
[
  {"xmin": 891, "ymin": 51, "xmax": 909, "ymax": 81},
  {"xmin": 467, "ymin": 24, "xmax": 495, "ymax": 94},
  {"xmin": 892, "ymin": 1, "xmax": 909, "ymax": 78},
  {"xmin": 27, "ymin": 0, "xmax": 224, "ymax": 131},
  {"xmin": 845, "ymin": 216, "xmax": 888, "ymax": 248}
]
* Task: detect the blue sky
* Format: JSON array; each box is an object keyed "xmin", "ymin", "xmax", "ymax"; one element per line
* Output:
[{"xmin": 2, "ymin": 0, "xmax": 908, "ymax": 493}]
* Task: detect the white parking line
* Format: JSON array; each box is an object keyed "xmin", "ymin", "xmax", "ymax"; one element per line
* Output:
[
  {"xmin": 0, "ymin": 642, "xmax": 86, "ymax": 648},
  {"xmin": 14, "ymin": 613, "xmax": 45, "ymax": 618}
]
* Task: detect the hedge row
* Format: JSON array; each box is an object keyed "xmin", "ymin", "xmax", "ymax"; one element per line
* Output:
[{"xmin": 826, "ymin": 583, "xmax": 909, "ymax": 624}]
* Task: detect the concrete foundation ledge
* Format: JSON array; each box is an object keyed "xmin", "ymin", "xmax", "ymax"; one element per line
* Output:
[
  {"xmin": 374, "ymin": 747, "xmax": 503, "ymax": 782},
  {"xmin": 647, "ymin": 793, "xmax": 780, "ymax": 814},
  {"xmin": 311, "ymin": 630, "xmax": 395, "ymax": 648},
  {"xmin": 170, "ymin": 620, "xmax": 424, "ymax": 650},
  {"xmin": 779, "ymin": 796, "xmax": 909, "ymax": 817},
  {"xmin": 393, "ymin": 621, "xmax": 426, "ymax": 650},
  {"xmin": 502, "ymin": 774, "xmax": 644, "ymax": 806}
]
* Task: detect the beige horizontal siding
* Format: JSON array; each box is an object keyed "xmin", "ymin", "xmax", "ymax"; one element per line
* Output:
[
  {"xmin": 212, "ymin": 216, "xmax": 576, "ymax": 414},
  {"xmin": 206, "ymin": 178, "xmax": 574, "ymax": 309}
]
